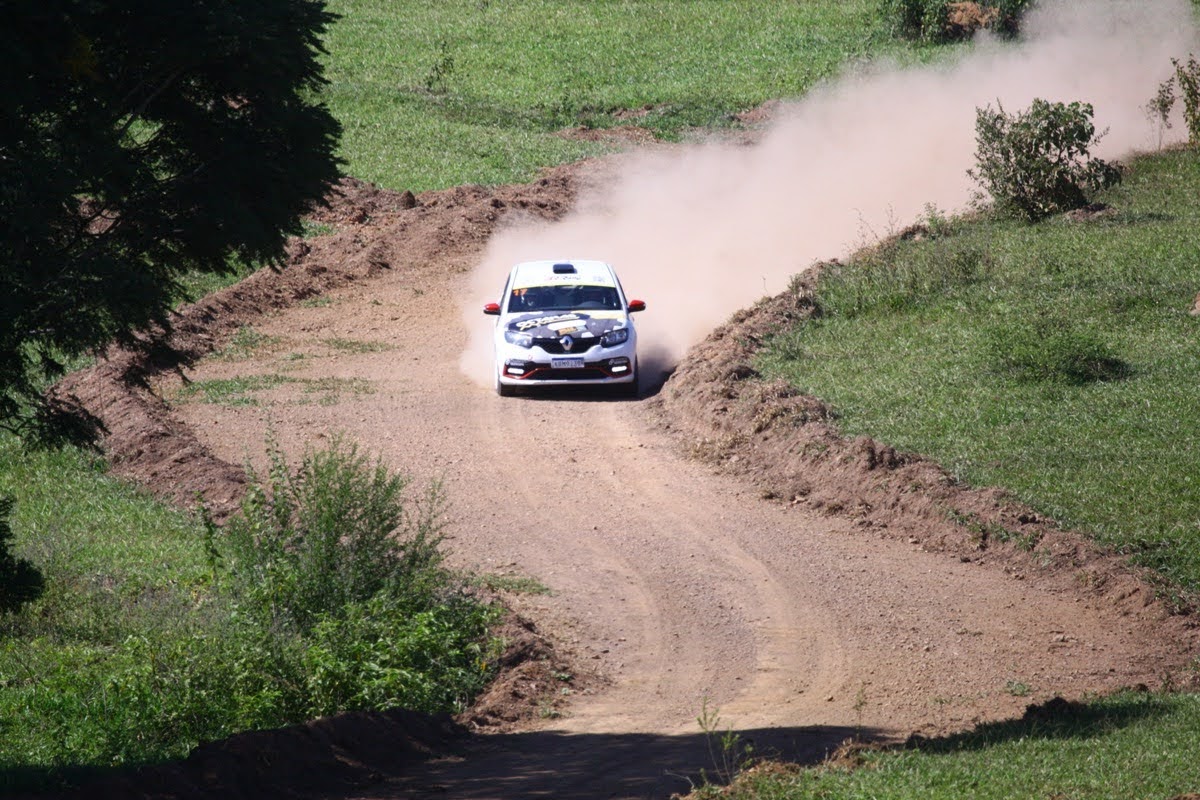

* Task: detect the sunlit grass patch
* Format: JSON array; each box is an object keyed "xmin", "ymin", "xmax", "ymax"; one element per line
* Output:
[
  {"xmin": 719, "ymin": 691, "xmax": 1200, "ymax": 800},
  {"xmin": 320, "ymin": 337, "xmax": 392, "ymax": 354},
  {"xmin": 760, "ymin": 148, "xmax": 1200, "ymax": 600},
  {"xmin": 173, "ymin": 374, "xmax": 295, "ymax": 406},
  {"xmin": 320, "ymin": 0, "xmax": 935, "ymax": 191},
  {"xmin": 212, "ymin": 326, "xmax": 287, "ymax": 361}
]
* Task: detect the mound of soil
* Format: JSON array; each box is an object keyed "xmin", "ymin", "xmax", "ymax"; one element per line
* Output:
[
  {"xmin": 43, "ymin": 710, "xmax": 462, "ymax": 800},
  {"xmin": 650, "ymin": 266, "xmax": 1199, "ymax": 645}
]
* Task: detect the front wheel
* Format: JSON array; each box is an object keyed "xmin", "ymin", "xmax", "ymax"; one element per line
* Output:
[
  {"xmin": 614, "ymin": 360, "xmax": 639, "ymax": 398},
  {"xmin": 495, "ymin": 370, "xmax": 517, "ymax": 397}
]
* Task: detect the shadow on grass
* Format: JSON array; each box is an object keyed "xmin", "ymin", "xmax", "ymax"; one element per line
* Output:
[
  {"xmin": 371, "ymin": 724, "xmax": 870, "ymax": 800},
  {"xmin": 5, "ymin": 722, "xmax": 868, "ymax": 800},
  {"xmin": 907, "ymin": 693, "xmax": 1171, "ymax": 755}
]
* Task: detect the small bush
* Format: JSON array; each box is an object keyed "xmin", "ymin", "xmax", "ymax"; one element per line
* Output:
[
  {"xmin": 986, "ymin": 317, "xmax": 1130, "ymax": 385},
  {"xmin": 879, "ymin": 0, "xmax": 946, "ymax": 40},
  {"xmin": 304, "ymin": 593, "xmax": 495, "ymax": 716},
  {"xmin": 969, "ymin": 99, "xmax": 1122, "ymax": 222},
  {"xmin": 210, "ymin": 438, "xmax": 499, "ymax": 716},
  {"xmin": 879, "ymin": 0, "xmax": 1032, "ymax": 42},
  {"xmin": 1147, "ymin": 54, "xmax": 1200, "ymax": 147},
  {"xmin": 218, "ymin": 438, "xmax": 450, "ymax": 634}
]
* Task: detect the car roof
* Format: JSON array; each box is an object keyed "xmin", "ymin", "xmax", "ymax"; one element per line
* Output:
[{"xmin": 510, "ymin": 260, "xmax": 617, "ymax": 289}]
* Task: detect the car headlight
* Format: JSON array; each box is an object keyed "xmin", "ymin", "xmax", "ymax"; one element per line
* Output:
[
  {"xmin": 600, "ymin": 327, "xmax": 629, "ymax": 347},
  {"xmin": 504, "ymin": 330, "xmax": 533, "ymax": 348}
]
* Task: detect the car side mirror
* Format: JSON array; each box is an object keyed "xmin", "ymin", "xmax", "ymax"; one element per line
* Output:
[
  {"xmin": 483, "ymin": 302, "xmax": 501, "ymax": 315},
  {"xmin": 627, "ymin": 299, "xmax": 646, "ymax": 313}
]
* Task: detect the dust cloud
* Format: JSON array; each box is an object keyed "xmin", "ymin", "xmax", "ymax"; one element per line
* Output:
[{"xmin": 460, "ymin": 0, "xmax": 1199, "ymax": 386}]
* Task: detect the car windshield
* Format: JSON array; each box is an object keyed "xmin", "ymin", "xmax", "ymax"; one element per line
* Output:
[{"xmin": 509, "ymin": 284, "xmax": 621, "ymax": 312}]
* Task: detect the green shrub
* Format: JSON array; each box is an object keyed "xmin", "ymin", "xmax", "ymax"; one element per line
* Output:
[
  {"xmin": 1, "ymin": 438, "xmax": 498, "ymax": 785},
  {"xmin": 969, "ymin": 99, "xmax": 1122, "ymax": 222},
  {"xmin": 304, "ymin": 593, "xmax": 495, "ymax": 716},
  {"xmin": 985, "ymin": 317, "xmax": 1130, "ymax": 385},
  {"xmin": 879, "ymin": 0, "xmax": 1032, "ymax": 42},
  {"xmin": 217, "ymin": 438, "xmax": 450, "ymax": 634},
  {"xmin": 879, "ymin": 0, "xmax": 946, "ymax": 40},
  {"xmin": 210, "ymin": 438, "xmax": 499, "ymax": 717}
]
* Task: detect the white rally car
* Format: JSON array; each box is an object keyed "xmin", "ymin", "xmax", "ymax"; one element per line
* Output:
[{"xmin": 483, "ymin": 260, "xmax": 645, "ymax": 397}]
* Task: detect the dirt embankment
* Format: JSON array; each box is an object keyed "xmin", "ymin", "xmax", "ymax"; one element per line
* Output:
[{"xmin": 653, "ymin": 267, "xmax": 1199, "ymax": 632}]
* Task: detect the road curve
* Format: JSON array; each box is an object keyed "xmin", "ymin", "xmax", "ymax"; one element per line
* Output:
[{"xmin": 174, "ymin": 252, "xmax": 1182, "ymax": 799}]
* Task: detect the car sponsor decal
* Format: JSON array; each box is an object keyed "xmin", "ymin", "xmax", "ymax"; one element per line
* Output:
[{"xmin": 506, "ymin": 311, "xmax": 624, "ymax": 339}]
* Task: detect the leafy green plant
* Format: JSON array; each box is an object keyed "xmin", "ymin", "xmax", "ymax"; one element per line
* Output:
[
  {"xmin": 969, "ymin": 99, "xmax": 1121, "ymax": 222},
  {"xmin": 423, "ymin": 37, "xmax": 457, "ymax": 94},
  {"xmin": 878, "ymin": 0, "xmax": 943, "ymax": 41},
  {"xmin": 219, "ymin": 438, "xmax": 450, "ymax": 634},
  {"xmin": 878, "ymin": 0, "xmax": 1031, "ymax": 42},
  {"xmin": 304, "ymin": 593, "xmax": 495, "ymax": 715}
]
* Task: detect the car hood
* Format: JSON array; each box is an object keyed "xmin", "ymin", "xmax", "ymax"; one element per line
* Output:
[{"xmin": 501, "ymin": 310, "xmax": 628, "ymax": 340}]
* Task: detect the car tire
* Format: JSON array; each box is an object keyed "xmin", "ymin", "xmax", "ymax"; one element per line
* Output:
[
  {"xmin": 495, "ymin": 371, "xmax": 517, "ymax": 397},
  {"xmin": 614, "ymin": 360, "xmax": 639, "ymax": 398}
]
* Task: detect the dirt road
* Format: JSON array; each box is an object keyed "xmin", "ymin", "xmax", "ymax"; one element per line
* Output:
[{"xmin": 160, "ymin": 184, "xmax": 1188, "ymax": 796}]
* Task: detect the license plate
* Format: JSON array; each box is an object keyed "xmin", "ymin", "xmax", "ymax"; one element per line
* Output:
[{"xmin": 551, "ymin": 357, "xmax": 585, "ymax": 369}]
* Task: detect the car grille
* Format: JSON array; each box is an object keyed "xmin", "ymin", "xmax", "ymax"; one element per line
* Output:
[
  {"xmin": 526, "ymin": 367, "xmax": 610, "ymax": 381},
  {"xmin": 534, "ymin": 337, "xmax": 602, "ymax": 355}
]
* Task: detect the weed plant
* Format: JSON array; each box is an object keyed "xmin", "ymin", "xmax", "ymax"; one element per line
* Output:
[{"xmin": 760, "ymin": 148, "xmax": 1200, "ymax": 601}]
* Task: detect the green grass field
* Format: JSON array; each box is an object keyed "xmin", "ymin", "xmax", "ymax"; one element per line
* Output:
[
  {"xmin": 716, "ymin": 691, "xmax": 1200, "ymax": 800},
  {"xmin": 319, "ymin": 0, "xmax": 931, "ymax": 191}
]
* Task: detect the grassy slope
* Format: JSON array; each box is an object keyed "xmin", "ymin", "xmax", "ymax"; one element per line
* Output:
[
  {"xmin": 739, "ymin": 147, "xmax": 1200, "ymax": 799},
  {"xmin": 320, "ymin": 0, "xmax": 926, "ymax": 191},
  {"xmin": 724, "ymin": 691, "xmax": 1200, "ymax": 800},
  {"xmin": 759, "ymin": 150, "xmax": 1200, "ymax": 602}
]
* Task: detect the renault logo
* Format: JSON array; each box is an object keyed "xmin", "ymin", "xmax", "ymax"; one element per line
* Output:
[{"xmin": 560, "ymin": 335, "xmax": 575, "ymax": 351}]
